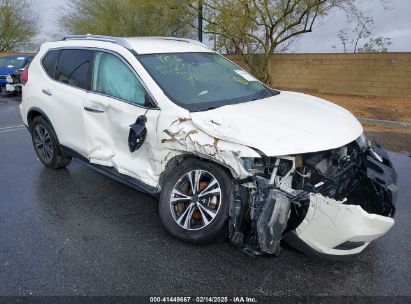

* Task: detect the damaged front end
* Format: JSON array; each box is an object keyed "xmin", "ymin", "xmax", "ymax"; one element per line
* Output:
[{"xmin": 229, "ymin": 135, "xmax": 397, "ymax": 259}]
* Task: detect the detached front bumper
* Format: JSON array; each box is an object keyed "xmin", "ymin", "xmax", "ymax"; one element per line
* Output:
[
  {"xmin": 284, "ymin": 143, "xmax": 397, "ymax": 259},
  {"xmin": 284, "ymin": 193, "xmax": 394, "ymax": 258}
]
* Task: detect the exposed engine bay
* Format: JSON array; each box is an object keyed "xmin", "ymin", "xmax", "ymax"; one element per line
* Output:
[{"xmin": 229, "ymin": 136, "xmax": 397, "ymax": 259}]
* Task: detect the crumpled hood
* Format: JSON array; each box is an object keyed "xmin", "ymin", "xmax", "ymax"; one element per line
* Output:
[{"xmin": 190, "ymin": 91, "xmax": 363, "ymax": 156}]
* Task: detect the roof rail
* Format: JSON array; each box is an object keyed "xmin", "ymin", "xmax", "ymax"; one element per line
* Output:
[
  {"xmin": 61, "ymin": 34, "xmax": 133, "ymax": 50},
  {"xmin": 145, "ymin": 36, "xmax": 208, "ymax": 49},
  {"xmin": 60, "ymin": 35, "xmax": 209, "ymax": 52}
]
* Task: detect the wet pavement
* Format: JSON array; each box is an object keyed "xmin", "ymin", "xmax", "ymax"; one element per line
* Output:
[{"xmin": 0, "ymin": 98, "xmax": 410, "ymax": 297}]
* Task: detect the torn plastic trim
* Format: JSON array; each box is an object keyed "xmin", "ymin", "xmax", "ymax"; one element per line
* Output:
[
  {"xmin": 256, "ymin": 190, "xmax": 290, "ymax": 255},
  {"xmin": 60, "ymin": 145, "xmax": 160, "ymax": 196},
  {"xmin": 229, "ymin": 175, "xmax": 295, "ymax": 256}
]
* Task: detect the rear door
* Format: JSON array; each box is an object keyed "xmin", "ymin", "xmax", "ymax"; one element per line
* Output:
[
  {"xmin": 46, "ymin": 49, "xmax": 93, "ymax": 156},
  {"xmin": 83, "ymin": 50, "xmax": 160, "ymax": 185}
]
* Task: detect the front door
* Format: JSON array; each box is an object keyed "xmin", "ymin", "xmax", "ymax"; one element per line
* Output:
[{"xmin": 83, "ymin": 51, "xmax": 160, "ymax": 186}]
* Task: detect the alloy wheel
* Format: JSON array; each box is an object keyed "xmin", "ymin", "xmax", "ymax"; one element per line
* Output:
[
  {"xmin": 34, "ymin": 125, "xmax": 53, "ymax": 162},
  {"xmin": 170, "ymin": 169, "xmax": 222, "ymax": 231}
]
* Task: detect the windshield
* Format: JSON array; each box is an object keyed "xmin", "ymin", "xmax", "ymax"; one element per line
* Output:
[
  {"xmin": 138, "ymin": 52, "xmax": 278, "ymax": 111},
  {"xmin": 0, "ymin": 56, "xmax": 27, "ymax": 69}
]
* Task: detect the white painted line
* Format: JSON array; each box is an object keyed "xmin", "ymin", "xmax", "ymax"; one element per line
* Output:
[
  {"xmin": 0, "ymin": 109, "xmax": 19, "ymax": 113},
  {"xmin": 0, "ymin": 127, "xmax": 26, "ymax": 133},
  {"xmin": 0, "ymin": 108, "xmax": 17, "ymax": 112},
  {"xmin": 0, "ymin": 124, "xmax": 25, "ymax": 131}
]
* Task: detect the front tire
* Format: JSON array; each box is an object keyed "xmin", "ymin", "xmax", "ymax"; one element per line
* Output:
[
  {"xmin": 30, "ymin": 116, "xmax": 71, "ymax": 169},
  {"xmin": 159, "ymin": 158, "xmax": 231, "ymax": 244}
]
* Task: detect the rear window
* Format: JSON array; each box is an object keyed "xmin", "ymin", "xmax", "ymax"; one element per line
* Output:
[
  {"xmin": 41, "ymin": 50, "xmax": 60, "ymax": 78},
  {"xmin": 55, "ymin": 49, "xmax": 93, "ymax": 90}
]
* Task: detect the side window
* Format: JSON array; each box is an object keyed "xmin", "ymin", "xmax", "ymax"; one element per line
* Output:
[
  {"xmin": 92, "ymin": 52, "xmax": 146, "ymax": 106},
  {"xmin": 55, "ymin": 49, "xmax": 93, "ymax": 90},
  {"xmin": 41, "ymin": 50, "xmax": 60, "ymax": 79}
]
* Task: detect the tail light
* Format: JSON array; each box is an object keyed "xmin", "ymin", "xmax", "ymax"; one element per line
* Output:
[{"xmin": 21, "ymin": 68, "xmax": 28, "ymax": 85}]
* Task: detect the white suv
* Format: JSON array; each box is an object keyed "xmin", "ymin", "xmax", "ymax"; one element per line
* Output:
[{"xmin": 20, "ymin": 35, "xmax": 397, "ymax": 259}]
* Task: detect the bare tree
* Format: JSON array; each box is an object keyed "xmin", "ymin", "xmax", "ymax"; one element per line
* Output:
[
  {"xmin": 0, "ymin": 0, "xmax": 38, "ymax": 52},
  {"xmin": 335, "ymin": 15, "xmax": 392, "ymax": 53},
  {"xmin": 179, "ymin": 0, "xmax": 362, "ymax": 84}
]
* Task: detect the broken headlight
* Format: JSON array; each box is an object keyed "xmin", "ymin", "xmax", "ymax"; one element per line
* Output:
[
  {"xmin": 239, "ymin": 157, "xmax": 267, "ymax": 176},
  {"xmin": 239, "ymin": 157, "xmax": 293, "ymax": 179},
  {"xmin": 239, "ymin": 157, "xmax": 256, "ymax": 172}
]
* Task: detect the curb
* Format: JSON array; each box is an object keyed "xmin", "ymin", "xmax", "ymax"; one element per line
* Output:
[{"xmin": 358, "ymin": 118, "xmax": 411, "ymax": 130}]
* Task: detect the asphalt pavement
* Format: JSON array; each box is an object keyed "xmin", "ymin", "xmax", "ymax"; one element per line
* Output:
[{"xmin": 0, "ymin": 97, "xmax": 410, "ymax": 297}]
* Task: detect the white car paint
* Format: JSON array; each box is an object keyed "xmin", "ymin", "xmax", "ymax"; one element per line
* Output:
[
  {"xmin": 19, "ymin": 36, "xmax": 394, "ymax": 257},
  {"xmin": 295, "ymin": 193, "xmax": 394, "ymax": 256}
]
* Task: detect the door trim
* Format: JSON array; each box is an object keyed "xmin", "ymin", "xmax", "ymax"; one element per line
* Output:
[{"xmin": 60, "ymin": 145, "xmax": 160, "ymax": 197}]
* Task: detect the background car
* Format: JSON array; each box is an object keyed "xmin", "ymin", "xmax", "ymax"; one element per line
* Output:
[{"xmin": 0, "ymin": 55, "xmax": 33, "ymax": 95}]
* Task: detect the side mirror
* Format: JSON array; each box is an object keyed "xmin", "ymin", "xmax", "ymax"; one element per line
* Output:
[{"xmin": 128, "ymin": 115, "xmax": 147, "ymax": 152}]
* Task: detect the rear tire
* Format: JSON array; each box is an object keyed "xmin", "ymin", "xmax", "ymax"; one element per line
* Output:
[
  {"xmin": 159, "ymin": 158, "xmax": 231, "ymax": 244},
  {"xmin": 30, "ymin": 116, "xmax": 71, "ymax": 169}
]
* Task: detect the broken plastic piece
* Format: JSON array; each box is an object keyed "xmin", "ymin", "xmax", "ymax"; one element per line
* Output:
[
  {"xmin": 284, "ymin": 193, "xmax": 394, "ymax": 257},
  {"xmin": 256, "ymin": 190, "xmax": 290, "ymax": 256}
]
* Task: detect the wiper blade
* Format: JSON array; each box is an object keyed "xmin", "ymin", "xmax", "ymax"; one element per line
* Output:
[{"xmin": 198, "ymin": 106, "xmax": 219, "ymax": 112}]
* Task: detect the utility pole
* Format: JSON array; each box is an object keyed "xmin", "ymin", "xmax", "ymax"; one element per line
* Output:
[{"xmin": 198, "ymin": 0, "xmax": 203, "ymax": 42}]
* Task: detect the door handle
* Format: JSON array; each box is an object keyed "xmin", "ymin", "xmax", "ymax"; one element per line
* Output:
[
  {"xmin": 84, "ymin": 106, "xmax": 105, "ymax": 113},
  {"xmin": 42, "ymin": 89, "xmax": 52, "ymax": 96}
]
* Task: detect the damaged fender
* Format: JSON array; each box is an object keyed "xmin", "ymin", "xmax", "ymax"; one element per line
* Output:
[{"xmin": 156, "ymin": 112, "xmax": 260, "ymax": 184}]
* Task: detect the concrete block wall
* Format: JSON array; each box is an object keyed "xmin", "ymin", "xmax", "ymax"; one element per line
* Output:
[
  {"xmin": 228, "ymin": 53, "xmax": 411, "ymax": 98},
  {"xmin": 0, "ymin": 52, "xmax": 32, "ymax": 57}
]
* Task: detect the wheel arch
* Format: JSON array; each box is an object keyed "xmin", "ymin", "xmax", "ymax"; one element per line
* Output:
[
  {"xmin": 27, "ymin": 107, "xmax": 52, "ymax": 129},
  {"xmin": 159, "ymin": 153, "xmax": 235, "ymax": 189}
]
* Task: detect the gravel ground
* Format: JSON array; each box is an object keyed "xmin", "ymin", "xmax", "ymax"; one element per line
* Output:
[{"xmin": 298, "ymin": 91, "xmax": 411, "ymax": 123}]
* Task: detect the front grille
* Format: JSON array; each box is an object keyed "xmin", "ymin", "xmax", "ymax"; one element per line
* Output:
[{"xmin": 0, "ymin": 75, "xmax": 7, "ymax": 80}]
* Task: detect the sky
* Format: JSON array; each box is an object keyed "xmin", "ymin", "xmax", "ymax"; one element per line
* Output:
[{"xmin": 32, "ymin": 0, "xmax": 411, "ymax": 53}]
